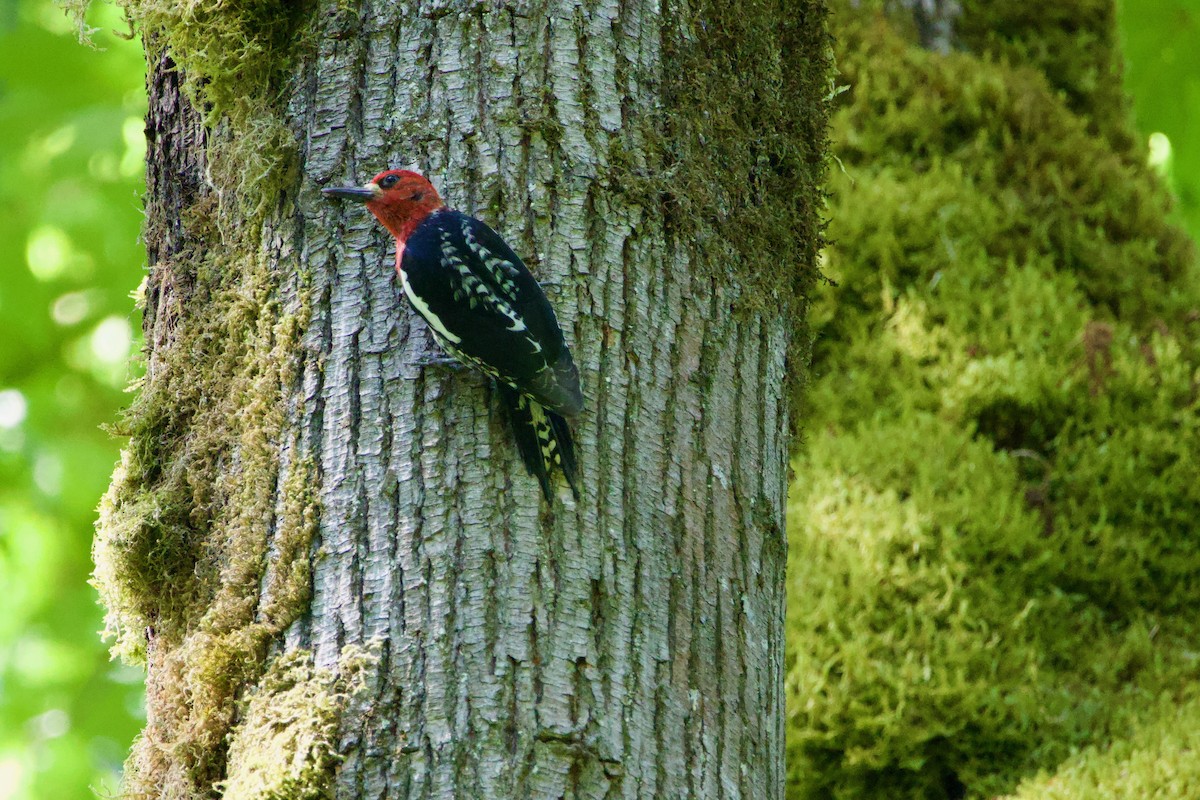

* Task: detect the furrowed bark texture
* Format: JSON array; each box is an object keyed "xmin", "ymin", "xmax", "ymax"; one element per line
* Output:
[
  {"xmin": 141, "ymin": 50, "xmax": 206, "ymax": 368},
  {"xmin": 117, "ymin": 1, "xmax": 822, "ymax": 798},
  {"xmin": 302, "ymin": 4, "xmax": 790, "ymax": 796}
]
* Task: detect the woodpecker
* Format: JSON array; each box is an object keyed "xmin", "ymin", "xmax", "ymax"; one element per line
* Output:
[{"xmin": 322, "ymin": 169, "xmax": 582, "ymax": 502}]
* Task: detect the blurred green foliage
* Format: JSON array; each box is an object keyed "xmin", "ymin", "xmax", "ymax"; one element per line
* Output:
[
  {"xmin": 785, "ymin": 3, "xmax": 1200, "ymax": 798},
  {"xmin": 1117, "ymin": 0, "xmax": 1200, "ymax": 239},
  {"xmin": 1004, "ymin": 693, "xmax": 1200, "ymax": 799},
  {"xmin": 0, "ymin": 1, "xmax": 145, "ymax": 798}
]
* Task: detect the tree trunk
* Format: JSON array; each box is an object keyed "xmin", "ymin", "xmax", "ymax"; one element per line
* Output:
[
  {"xmin": 898, "ymin": 0, "xmax": 960, "ymax": 52},
  {"xmin": 94, "ymin": 2, "xmax": 829, "ymax": 799}
]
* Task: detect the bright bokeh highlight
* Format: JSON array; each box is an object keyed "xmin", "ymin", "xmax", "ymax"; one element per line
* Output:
[{"xmin": 0, "ymin": 2, "xmax": 147, "ymax": 798}]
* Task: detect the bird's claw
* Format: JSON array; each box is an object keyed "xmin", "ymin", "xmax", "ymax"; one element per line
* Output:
[{"xmin": 415, "ymin": 353, "xmax": 462, "ymax": 370}]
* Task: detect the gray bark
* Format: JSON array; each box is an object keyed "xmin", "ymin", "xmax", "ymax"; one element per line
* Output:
[
  {"xmin": 912, "ymin": 0, "xmax": 960, "ymax": 52},
  {"xmin": 120, "ymin": 1, "xmax": 817, "ymax": 798},
  {"xmin": 871, "ymin": 0, "xmax": 960, "ymax": 52},
  {"xmin": 299, "ymin": 4, "xmax": 788, "ymax": 796}
]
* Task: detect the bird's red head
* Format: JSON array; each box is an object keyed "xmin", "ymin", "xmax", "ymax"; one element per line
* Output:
[{"xmin": 322, "ymin": 169, "xmax": 444, "ymax": 242}]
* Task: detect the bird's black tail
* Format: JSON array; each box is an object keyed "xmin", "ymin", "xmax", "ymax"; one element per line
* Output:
[{"xmin": 498, "ymin": 385, "xmax": 580, "ymax": 502}]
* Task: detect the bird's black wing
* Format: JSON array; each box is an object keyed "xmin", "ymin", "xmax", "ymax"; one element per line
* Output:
[{"xmin": 401, "ymin": 210, "xmax": 583, "ymax": 415}]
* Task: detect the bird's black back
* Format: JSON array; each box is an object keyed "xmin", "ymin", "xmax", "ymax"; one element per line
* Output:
[{"xmin": 400, "ymin": 209, "xmax": 582, "ymax": 415}]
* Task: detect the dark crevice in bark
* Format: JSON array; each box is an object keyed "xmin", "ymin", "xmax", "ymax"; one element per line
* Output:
[{"xmin": 142, "ymin": 50, "xmax": 207, "ymax": 360}]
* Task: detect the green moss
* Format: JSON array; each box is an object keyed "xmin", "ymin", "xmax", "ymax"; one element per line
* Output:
[
  {"xmin": 140, "ymin": 0, "xmax": 311, "ymax": 209},
  {"xmin": 955, "ymin": 0, "xmax": 1132, "ymax": 146},
  {"xmin": 222, "ymin": 648, "xmax": 374, "ymax": 800},
  {"xmin": 649, "ymin": 0, "xmax": 831, "ymax": 410},
  {"xmin": 93, "ymin": 225, "xmax": 320, "ymax": 795},
  {"xmin": 66, "ymin": 0, "xmax": 309, "ymax": 214},
  {"xmin": 1001, "ymin": 693, "xmax": 1200, "ymax": 799},
  {"xmin": 84, "ymin": 1, "xmax": 318, "ymax": 795},
  {"xmin": 787, "ymin": 4, "xmax": 1200, "ymax": 799},
  {"xmin": 787, "ymin": 417, "xmax": 1052, "ymax": 798}
]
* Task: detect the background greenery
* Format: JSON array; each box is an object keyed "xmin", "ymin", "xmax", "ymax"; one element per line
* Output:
[
  {"xmin": 787, "ymin": 1, "xmax": 1200, "ymax": 798},
  {"xmin": 1118, "ymin": 0, "xmax": 1200, "ymax": 235},
  {"xmin": 0, "ymin": 2, "xmax": 145, "ymax": 798},
  {"xmin": 0, "ymin": 1, "xmax": 1195, "ymax": 799}
]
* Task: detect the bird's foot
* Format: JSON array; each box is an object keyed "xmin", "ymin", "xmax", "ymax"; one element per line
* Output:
[{"xmin": 414, "ymin": 352, "xmax": 463, "ymax": 370}]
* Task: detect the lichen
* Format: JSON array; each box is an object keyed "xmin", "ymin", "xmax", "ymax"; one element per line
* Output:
[{"xmin": 786, "ymin": 4, "xmax": 1200, "ymax": 799}]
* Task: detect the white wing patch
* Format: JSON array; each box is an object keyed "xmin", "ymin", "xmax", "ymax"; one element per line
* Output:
[{"xmin": 399, "ymin": 263, "xmax": 462, "ymax": 344}]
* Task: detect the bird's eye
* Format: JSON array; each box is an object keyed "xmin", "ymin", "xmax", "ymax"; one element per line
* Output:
[{"xmin": 379, "ymin": 174, "xmax": 400, "ymax": 189}]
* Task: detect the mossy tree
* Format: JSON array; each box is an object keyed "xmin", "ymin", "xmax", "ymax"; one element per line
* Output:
[
  {"xmin": 88, "ymin": 0, "xmax": 830, "ymax": 798},
  {"xmin": 785, "ymin": 2, "xmax": 1200, "ymax": 799}
]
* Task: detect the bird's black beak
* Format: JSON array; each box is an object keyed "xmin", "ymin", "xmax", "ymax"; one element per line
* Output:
[{"xmin": 321, "ymin": 185, "xmax": 378, "ymax": 203}]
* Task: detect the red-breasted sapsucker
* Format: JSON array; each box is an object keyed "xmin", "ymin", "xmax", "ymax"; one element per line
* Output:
[{"xmin": 322, "ymin": 169, "xmax": 582, "ymax": 502}]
